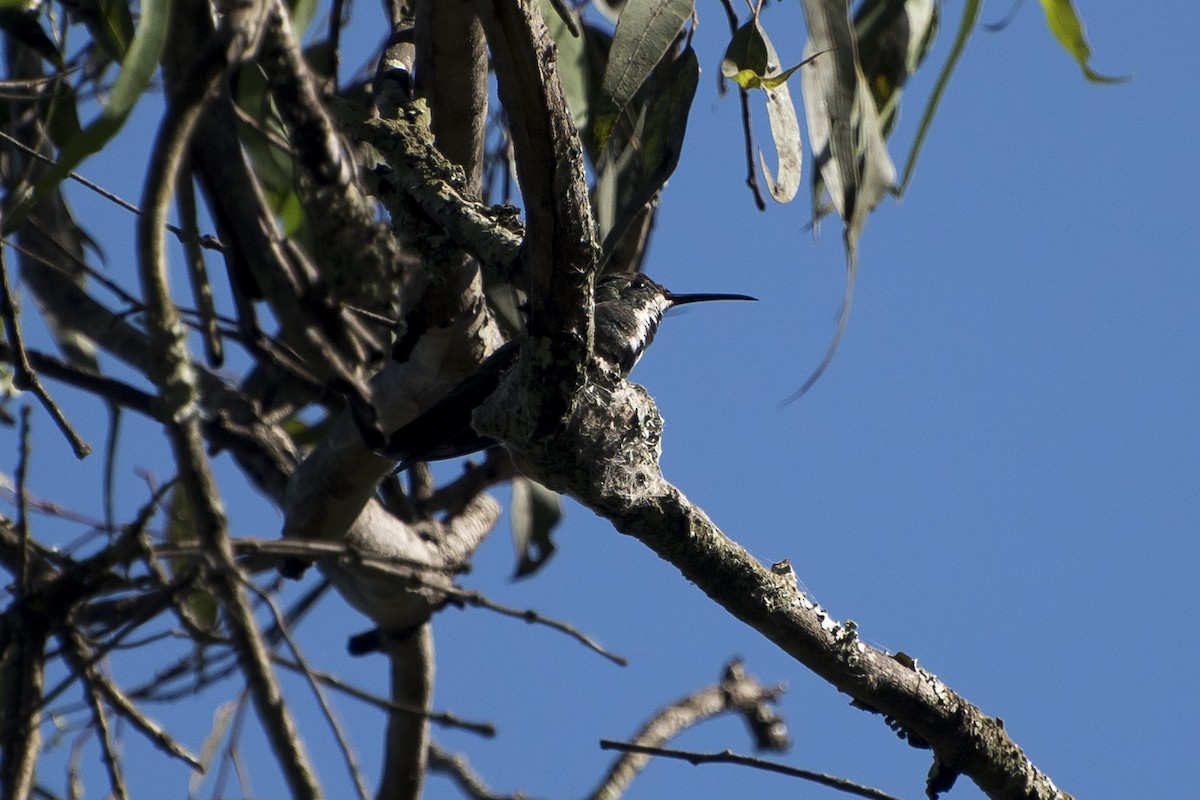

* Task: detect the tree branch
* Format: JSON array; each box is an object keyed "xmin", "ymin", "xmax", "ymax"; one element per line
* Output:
[{"xmin": 469, "ymin": 3, "xmax": 1070, "ymax": 799}]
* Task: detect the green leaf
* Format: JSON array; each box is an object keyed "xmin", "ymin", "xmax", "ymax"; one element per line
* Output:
[
  {"xmin": 510, "ymin": 476, "xmax": 562, "ymax": 578},
  {"xmin": 752, "ymin": 22, "xmax": 802, "ymax": 203},
  {"xmin": 76, "ymin": 0, "xmax": 137, "ymax": 63},
  {"xmin": 541, "ymin": 0, "xmax": 592, "ymax": 132},
  {"xmin": 1, "ymin": 0, "xmax": 168, "ymax": 234},
  {"xmin": 594, "ymin": 0, "xmax": 694, "ymax": 151},
  {"xmin": 897, "ymin": 0, "xmax": 980, "ymax": 196},
  {"xmin": 166, "ymin": 484, "xmax": 219, "ymax": 631},
  {"xmin": 0, "ymin": 9, "xmax": 64, "ymax": 68},
  {"xmin": 1037, "ymin": 0, "xmax": 1129, "ymax": 84},
  {"xmin": 596, "ymin": 45, "xmax": 699, "ymax": 267},
  {"xmin": 854, "ymin": 0, "xmax": 939, "ymax": 137},
  {"xmin": 799, "ymin": 1, "xmax": 895, "ymax": 236},
  {"xmin": 721, "ymin": 18, "xmax": 821, "ymax": 92},
  {"xmin": 721, "ymin": 18, "xmax": 770, "ymax": 88},
  {"xmin": 790, "ymin": 0, "xmax": 896, "ymax": 400}
]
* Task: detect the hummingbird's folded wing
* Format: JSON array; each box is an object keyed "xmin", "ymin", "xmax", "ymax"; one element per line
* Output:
[{"xmin": 376, "ymin": 341, "xmax": 520, "ymax": 472}]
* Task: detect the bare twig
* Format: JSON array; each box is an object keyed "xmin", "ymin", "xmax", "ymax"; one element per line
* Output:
[
  {"xmin": 245, "ymin": 579, "xmax": 372, "ymax": 800},
  {"xmin": 445, "ymin": 587, "xmax": 628, "ymax": 668},
  {"xmin": 271, "ymin": 655, "xmax": 496, "ymax": 737},
  {"xmin": 718, "ymin": 0, "xmax": 766, "ymax": 210},
  {"xmin": 62, "ymin": 630, "xmax": 202, "ymax": 771},
  {"xmin": 15, "ymin": 405, "xmax": 33, "ymax": 592},
  {"xmin": 0, "ymin": 245, "xmax": 91, "ymax": 457},
  {"xmin": 598, "ymin": 741, "xmax": 905, "ymax": 800},
  {"xmin": 428, "ymin": 742, "xmax": 531, "ymax": 800},
  {"xmin": 136, "ymin": 5, "xmax": 323, "ymax": 788},
  {"xmin": 0, "ymin": 129, "xmax": 223, "ymax": 252},
  {"xmin": 75, "ymin": 647, "xmax": 132, "ymax": 800},
  {"xmin": 589, "ymin": 660, "xmax": 788, "ymax": 800},
  {"xmin": 176, "ymin": 159, "xmax": 224, "ymax": 366}
]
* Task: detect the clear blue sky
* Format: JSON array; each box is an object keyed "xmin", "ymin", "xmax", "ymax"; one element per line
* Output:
[{"xmin": 5, "ymin": 1, "xmax": 1195, "ymax": 799}]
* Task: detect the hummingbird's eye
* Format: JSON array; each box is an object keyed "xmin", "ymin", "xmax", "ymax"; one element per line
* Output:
[{"xmin": 629, "ymin": 277, "xmax": 646, "ymax": 290}]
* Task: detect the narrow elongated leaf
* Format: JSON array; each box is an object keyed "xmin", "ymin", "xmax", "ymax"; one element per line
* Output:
[
  {"xmin": 594, "ymin": 0, "xmax": 693, "ymax": 150},
  {"xmin": 755, "ymin": 22, "xmax": 801, "ymax": 203},
  {"xmin": 1037, "ymin": 0, "xmax": 1129, "ymax": 84},
  {"xmin": 854, "ymin": 0, "xmax": 939, "ymax": 137},
  {"xmin": 897, "ymin": 0, "xmax": 980, "ymax": 195},
  {"xmin": 792, "ymin": 0, "xmax": 896, "ymax": 400},
  {"xmin": 2, "ymin": 0, "xmax": 169, "ymax": 233},
  {"xmin": 511, "ymin": 476, "xmax": 562, "ymax": 578},
  {"xmin": 90, "ymin": 0, "xmax": 137, "ymax": 61},
  {"xmin": 799, "ymin": 0, "xmax": 861, "ymax": 225},
  {"xmin": 596, "ymin": 45, "xmax": 699, "ymax": 265},
  {"xmin": 541, "ymin": 0, "xmax": 592, "ymax": 132},
  {"xmin": 0, "ymin": 9, "xmax": 64, "ymax": 68}
]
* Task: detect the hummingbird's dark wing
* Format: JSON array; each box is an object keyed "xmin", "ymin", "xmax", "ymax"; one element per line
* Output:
[{"xmin": 376, "ymin": 341, "xmax": 520, "ymax": 472}]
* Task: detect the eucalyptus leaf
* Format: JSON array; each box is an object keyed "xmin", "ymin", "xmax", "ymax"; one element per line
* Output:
[
  {"xmin": 0, "ymin": 9, "xmax": 64, "ymax": 68},
  {"xmin": 596, "ymin": 46, "xmax": 699, "ymax": 267},
  {"xmin": 752, "ymin": 22, "xmax": 802, "ymax": 204},
  {"xmin": 541, "ymin": 0, "xmax": 592, "ymax": 132},
  {"xmin": 2, "ymin": 0, "xmax": 169, "ymax": 234},
  {"xmin": 511, "ymin": 476, "xmax": 562, "ymax": 578},
  {"xmin": 594, "ymin": 0, "xmax": 693, "ymax": 151},
  {"xmin": 1037, "ymin": 0, "xmax": 1129, "ymax": 84},
  {"xmin": 790, "ymin": 0, "xmax": 897, "ymax": 400}
]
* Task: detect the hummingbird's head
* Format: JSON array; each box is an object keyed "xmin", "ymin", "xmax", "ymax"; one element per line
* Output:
[{"xmin": 591, "ymin": 273, "xmax": 756, "ymax": 375}]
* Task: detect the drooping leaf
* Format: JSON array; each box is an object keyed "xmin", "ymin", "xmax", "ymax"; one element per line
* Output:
[
  {"xmin": 0, "ymin": 9, "xmax": 64, "ymax": 68},
  {"xmin": 593, "ymin": 0, "xmax": 694, "ymax": 151},
  {"xmin": 234, "ymin": 63, "xmax": 307, "ymax": 239},
  {"xmin": 1037, "ymin": 0, "xmax": 1129, "ymax": 84},
  {"xmin": 595, "ymin": 45, "xmax": 699, "ymax": 268},
  {"xmin": 69, "ymin": 0, "xmax": 136, "ymax": 64},
  {"xmin": 743, "ymin": 21, "xmax": 803, "ymax": 203},
  {"xmin": 541, "ymin": 0, "xmax": 593, "ymax": 133},
  {"xmin": 790, "ymin": 0, "xmax": 896, "ymax": 400},
  {"xmin": 190, "ymin": 700, "xmax": 237, "ymax": 795},
  {"xmin": 166, "ymin": 484, "xmax": 219, "ymax": 631},
  {"xmin": 896, "ymin": 0, "xmax": 981, "ymax": 196},
  {"xmin": 510, "ymin": 476, "xmax": 562, "ymax": 578},
  {"xmin": 799, "ymin": 0, "xmax": 894, "ymax": 234},
  {"xmin": 854, "ymin": 0, "xmax": 939, "ymax": 137},
  {"xmin": 42, "ymin": 77, "xmax": 83, "ymax": 150},
  {"xmin": 720, "ymin": 17, "xmax": 824, "ymax": 91},
  {"xmin": 758, "ymin": 83, "xmax": 802, "ymax": 204},
  {"xmin": 2, "ymin": 0, "xmax": 169, "ymax": 234}
]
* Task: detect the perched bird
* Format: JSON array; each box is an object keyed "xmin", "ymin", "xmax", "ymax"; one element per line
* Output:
[{"xmin": 377, "ymin": 272, "xmax": 756, "ymax": 471}]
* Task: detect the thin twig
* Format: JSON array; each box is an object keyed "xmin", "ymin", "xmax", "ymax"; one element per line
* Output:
[
  {"xmin": 271, "ymin": 654, "xmax": 496, "ymax": 737},
  {"xmin": 245, "ymin": 579, "xmax": 373, "ymax": 800},
  {"xmin": 5, "ymin": 219, "xmax": 141, "ymax": 306},
  {"xmin": 0, "ymin": 244, "xmax": 91, "ymax": 457},
  {"xmin": 16, "ymin": 405, "xmax": 33, "ymax": 593},
  {"xmin": 74, "ymin": 642, "xmax": 132, "ymax": 800},
  {"xmin": 176, "ymin": 159, "xmax": 224, "ymax": 366},
  {"xmin": 154, "ymin": 537, "xmax": 469, "ymax": 575},
  {"xmin": 102, "ymin": 404, "xmax": 120, "ymax": 538},
  {"xmin": 446, "ymin": 588, "xmax": 628, "ymax": 667},
  {"xmin": 0, "ymin": 129, "xmax": 223, "ymax": 252},
  {"xmin": 136, "ymin": 5, "xmax": 322, "ymax": 793},
  {"xmin": 428, "ymin": 742, "xmax": 531, "ymax": 800},
  {"xmin": 597, "ymin": 741, "xmax": 905, "ymax": 800},
  {"xmin": 718, "ymin": 0, "xmax": 766, "ymax": 210}
]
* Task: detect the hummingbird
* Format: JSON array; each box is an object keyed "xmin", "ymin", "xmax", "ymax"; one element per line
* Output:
[{"xmin": 376, "ymin": 272, "xmax": 756, "ymax": 471}]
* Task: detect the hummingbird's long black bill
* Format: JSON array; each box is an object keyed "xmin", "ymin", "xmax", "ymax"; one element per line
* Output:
[{"xmin": 665, "ymin": 291, "xmax": 758, "ymax": 306}]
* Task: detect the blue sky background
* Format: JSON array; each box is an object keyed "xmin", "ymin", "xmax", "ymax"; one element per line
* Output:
[{"xmin": 3, "ymin": 1, "xmax": 1196, "ymax": 799}]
